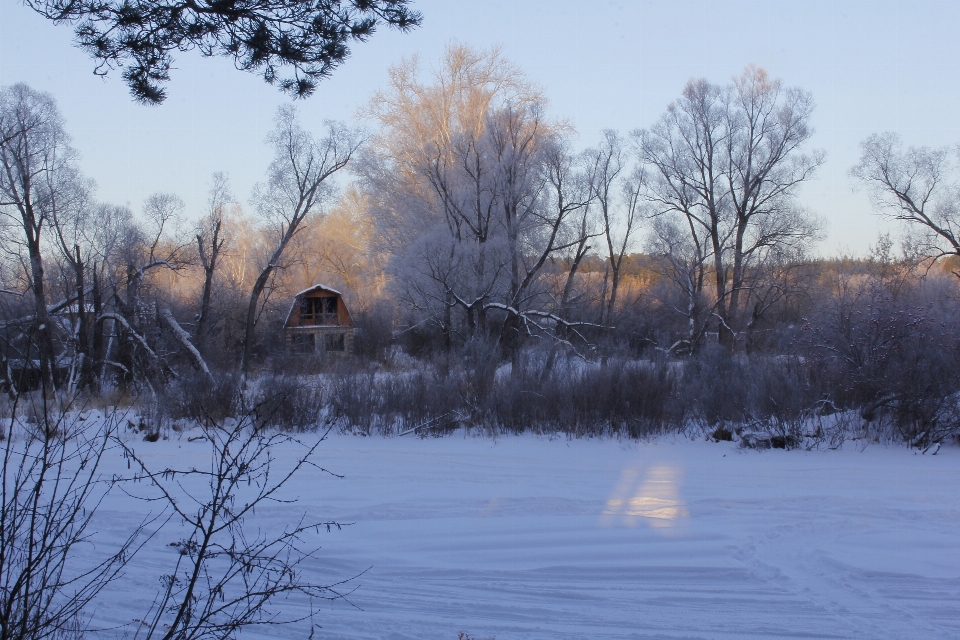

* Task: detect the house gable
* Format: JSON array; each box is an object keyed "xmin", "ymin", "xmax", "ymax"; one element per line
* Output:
[{"xmin": 283, "ymin": 285, "xmax": 355, "ymax": 356}]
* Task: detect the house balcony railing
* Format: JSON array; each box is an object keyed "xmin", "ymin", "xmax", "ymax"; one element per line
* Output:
[{"xmin": 299, "ymin": 312, "xmax": 340, "ymax": 326}]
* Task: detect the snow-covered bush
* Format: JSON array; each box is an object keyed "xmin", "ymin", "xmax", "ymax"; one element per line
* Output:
[
  {"xmin": 328, "ymin": 366, "xmax": 464, "ymax": 435},
  {"xmin": 802, "ymin": 282, "xmax": 960, "ymax": 447},
  {"xmin": 318, "ymin": 349, "xmax": 684, "ymax": 438},
  {"xmin": 163, "ymin": 369, "xmax": 242, "ymax": 424},
  {"xmin": 249, "ymin": 373, "xmax": 327, "ymax": 432},
  {"xmin": 489, "ymin": 354, "xmax": 682, "ymax": 437}
]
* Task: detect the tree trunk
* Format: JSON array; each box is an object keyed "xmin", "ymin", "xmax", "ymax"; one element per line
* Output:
[
  {"xmin": 542, "ymin": 240, "xmax": 589, "ymax": 381},
  {"xmin": 727, "ymin": 221, "xmax": 748, "ymax": 341},
  {"xmin": 196, "ymin": 219, "xmax": 222, "ymax": 355},
  {"xmin": 710, "ymin": 216, "xmax": 733, "ymax": 349},
  {"xmin": 443, "ymin": 292, "xmax": 453, "ymax": 351},
  {"xmin": 160, "ymin": 308, "xmax": 211, "ymax": 379},
  {"xmin": 74, "ymin": 245, "xmax": 94, "ymax": 392},
  {"xmin": 239, "ymin": 224, "xmax": 300, "ymax": 376},
  {"xmin": 598, "ymin": 263, "xmax": 609, "ymax": 325},
  {"xmin": 501, "ymin": 203, "xmax": 523, "ymax": 367},
  {"xmin": 606, "ymin": 258, "xmax": 621, "ymax": 327},
  {"xmin": 240, "ymin": 267, "xmax": 273, "ymax": 377},
  {"xmin": 24, "ymin": 212, "xmax": 56, "ymax": 392},
  {"xmin": 92, "ymin": 268, "xmax": 105, "ymax": 383}
]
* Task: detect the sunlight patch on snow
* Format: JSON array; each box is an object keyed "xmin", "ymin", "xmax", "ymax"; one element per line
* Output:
[
  {"xmin": 601, "ymin": 464, "xmax": 688, "ymax": 530},
  {"xmin": 479, "ymin": 496, "xmax": 502, "ymax": 516}
]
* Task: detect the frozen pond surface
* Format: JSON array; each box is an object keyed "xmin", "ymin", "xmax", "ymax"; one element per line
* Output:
[{"xmin": 92, "ymin": 432, "xmax": 960, "ymax": 639}]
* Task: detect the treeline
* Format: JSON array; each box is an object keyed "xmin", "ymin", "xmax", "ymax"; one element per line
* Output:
[
  {"xmin": 154, "ymin": 250, "xmax": 958, "ymax": 450},
  {"xmin": 1, "ymin": 47, "xmax": 960, "ymax": 448}
]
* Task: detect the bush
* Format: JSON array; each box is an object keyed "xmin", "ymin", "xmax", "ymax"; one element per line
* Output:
[
  {"xmin": 486, "ymin": 354, "xmax": 681, "ymax": 437},
  {"xmin": 250, "ymin": 373, "xmax": 327, "ymax": 432},
  {"xmin": 328, "ymin": 365, "xmax": 464, "ymax": 435},
  {"xmin": 804, "ymin": 287, "xmax": 960, "ymax": 447},
  {"xmin": 683, "ymin": 345, "xmax": 750, "ymax": 426},
  {"xmin": 164, "ymin": 370, "xmax": 241, "ymax": 425},
  {"xmin": 320, "ymin": 345, "xmax": 683, "ymax": 438}
]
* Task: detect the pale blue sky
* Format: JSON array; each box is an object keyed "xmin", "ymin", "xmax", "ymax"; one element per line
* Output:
[{"xmin": 2, "ymin": 0, "xmax": 960, "ymax": 255}]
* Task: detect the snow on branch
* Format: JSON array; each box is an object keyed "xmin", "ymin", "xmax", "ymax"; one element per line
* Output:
[
  {"xmin": 159, "ymin": 308, "xmax": 212, "ymax": 380},
  {"xmin": 98, "ymin": 312, "xmax": 157, "ymax": 361}
]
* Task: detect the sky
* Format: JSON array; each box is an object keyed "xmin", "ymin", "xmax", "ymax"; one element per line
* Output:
[{"xmin": 2, "ymin": 0, "xmax": 960, "ymax": 256}]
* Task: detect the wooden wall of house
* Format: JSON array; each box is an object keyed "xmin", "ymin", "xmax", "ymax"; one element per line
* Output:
[{"xmin": 284, "ymin": 326, "xmax": 355, "ymax": 356}]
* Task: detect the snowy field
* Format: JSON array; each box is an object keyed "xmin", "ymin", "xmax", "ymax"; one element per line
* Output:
[{"xmin": 88, "ymin": 431, "xmax": 960, "ymax": 640}]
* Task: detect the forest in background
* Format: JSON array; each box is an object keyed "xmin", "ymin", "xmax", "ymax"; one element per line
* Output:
[{"xmin": 2, "ymin": 45, "xmax": 960, "ymax": 449}]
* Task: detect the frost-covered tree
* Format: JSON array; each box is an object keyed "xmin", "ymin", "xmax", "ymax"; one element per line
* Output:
[
  {"xmin": 360, "ymin": 45, "xmax": 595, "ymax": 355},
  {"xmin": 0, "ymin": 84, "xmax": 86, "ymax": 390},
  {"xmin": 852, "ymin": 133, "xmax": 960, "ymax": 272}
]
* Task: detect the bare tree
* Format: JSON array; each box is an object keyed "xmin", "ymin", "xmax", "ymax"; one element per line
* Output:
[
  {"xmin": 101, "ymin": 193, "xmax": 188, "ymax": 390},
  {"xmin": 0, "ymin": 84, "xmax": 85, "ymax": 390},
  {"xmin": 585, "ymin": 130, "xmax": 642, "ymax": 327},
  {"xmin": 242, "ymin": 107, "xmax": 360, "ymax": 375},
  {"xmin": 723, "ymin": 69, "xmax": 822, "ymax": 328},
  {"xmin": 87, "ymin": 202, "xmax": 135, "ymax": 385},
  {"xmin": 539, "ymin": 140, "xmax": 599, "ymax": 376},
  {"xmin": 196, "ymin": 173, "xmax": 232, "ymax": 355},
  {"xmin": 497, "ymin": 119, "xmax": 599, "ymax": 356},
  {"xmin": 645, "ymin": 217, "xmax": 710, "ymax": 354},
  {"xmin": 635, "ymin": 66, "xmax": 823, "ymax": 348},
  {"xmin": 852, "ymin": 133, "xmax": 960, "ymax": 273},
  {"xmin": 116, "ymin": 193, "xmax": 186, "ymax": 320},
  {"xmin": 44, "ymin": 160, "xmax": 99, "ymax": 393},
  {"xmin": 544, "ymin": 139, "xmax": 600, "ymax": 320}
]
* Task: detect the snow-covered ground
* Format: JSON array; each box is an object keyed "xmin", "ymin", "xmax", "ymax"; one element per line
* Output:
[{"xmin": 89, "ymin": 431, "xmax": 960, "ymax": 639}]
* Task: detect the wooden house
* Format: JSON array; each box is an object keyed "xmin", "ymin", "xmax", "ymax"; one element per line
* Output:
[{"xmin": 283, "ymin": 285, "xmax": 355, "ymax": 356}]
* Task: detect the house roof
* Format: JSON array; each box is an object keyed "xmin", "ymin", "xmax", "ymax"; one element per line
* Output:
[
  {"xmin": 293, "ymin": 283, "xmax": 343, "ymax": 298},
  {"xmin": 283, "ymin": 284, "xmax": 345, "ymax": 327}
]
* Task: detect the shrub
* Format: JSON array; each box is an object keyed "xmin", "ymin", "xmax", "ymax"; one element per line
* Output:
[
  {"xmin": 683, "ymin": 345, "xmax": 750, "ymax": 426},
  {"xmin": 250, "ymin": 373, "xmax": 327, "ymax": 432},
  {"xmin": 804, "ymin": 287, "xmax": 960, "ymax": 446},
  {"xmin": 164, "ymin": 370, "xmax": 241, "ymax": 425}
]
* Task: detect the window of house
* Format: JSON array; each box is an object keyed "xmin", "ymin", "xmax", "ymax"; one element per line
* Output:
[
  {"xmin": 324, "ymin": 332, "xmax": 346, "ymax": 352},
  {"xmin": 293, "ymin": 333, "xmax": 315, "ymax": 353},
  {"xmin": 298, "ymin": 296, "xmax": 339, "ymax": 325}
]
